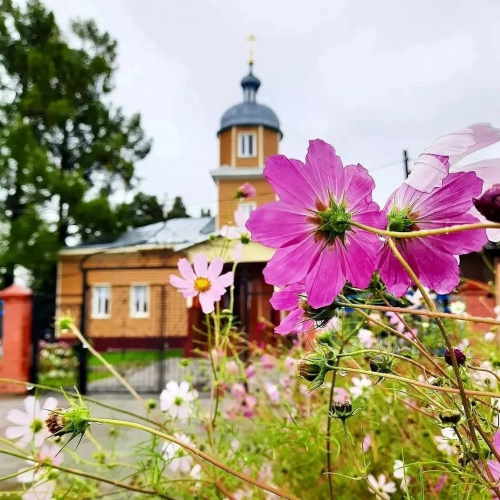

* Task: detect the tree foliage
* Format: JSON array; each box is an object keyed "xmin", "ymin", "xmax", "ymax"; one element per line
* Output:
[
  {"xmin": 166, "ymin": 196, "xmax": 190, "ymax": 220},
  {"xmin": 0, "ymin": 0, "xmax": 151, "ymax": 292}
]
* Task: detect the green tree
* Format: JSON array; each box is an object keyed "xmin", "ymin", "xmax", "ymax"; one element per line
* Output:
[
  {"xmin": 166, "ymin": 196, "xmax": 190, "ymax": 220},
  {"xmin": 0, "ymin": 0, "xmax": 151, "ymax": 292}
]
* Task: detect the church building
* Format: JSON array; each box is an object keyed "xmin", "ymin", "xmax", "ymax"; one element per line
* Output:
[{"xmin": 56, "ymin": 59, "xmax": 282, "ymax": 354}]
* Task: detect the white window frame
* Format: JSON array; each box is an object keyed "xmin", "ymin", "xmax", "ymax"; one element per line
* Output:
[
  {"xmin": 238, "ymin": 202, "xmax": 257, "ymax": 222},
  {"xmin": 237, "ymin": 132, "xmax": 257, "ymax": 158},
  {"xmin": 130, "ymin": 284, "xmax": 150, "ymax": 318},
  {"xmin": 91, "ymin": 284, "xmax": 111, "ymax": 319}
]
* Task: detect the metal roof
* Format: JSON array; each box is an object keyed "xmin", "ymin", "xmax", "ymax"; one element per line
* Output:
[
  {"xmin": 219, "ymin": 102, "xmax": 281, "ymax": 135},
  {"xmin": 60, "ymin": 217, "xmax": 216, "ymax": 255}
]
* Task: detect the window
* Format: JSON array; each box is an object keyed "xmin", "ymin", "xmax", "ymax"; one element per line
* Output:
[
  {"xmin": 239, "ymin": 202, "xmax": 256, "ymax": 222},
  {"xmin": 238, "ymin": 133, "xmax": 256, "ymax": 158},
  {"xmin": 92, "ymin": 285, "xmax": 110, "ymax": 318},
  {"xmin": 130, "ymin": 285, "xmax": 149, "ymax": 318}
]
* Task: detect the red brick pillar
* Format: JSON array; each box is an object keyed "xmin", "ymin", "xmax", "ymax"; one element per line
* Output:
[{"xmin": 0, "ymin": 285, "xmax": 33, "ymax": 394}]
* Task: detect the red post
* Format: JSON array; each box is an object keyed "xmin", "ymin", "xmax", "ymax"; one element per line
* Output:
[{"xmin": 0, "ymin": 285, "xmax": 33, "ymax": 394}]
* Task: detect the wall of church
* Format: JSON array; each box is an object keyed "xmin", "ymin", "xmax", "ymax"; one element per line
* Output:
[
  {"xmin": 219, "ymin": 129, "xmax": 232, "ymax": 165},
  {"xmin": 217, "ymin": 178, "xmax": 276, "ymax": 229},
  {"xmin": 57, "ymin": 251, "xmax": 189, "ymax": 345}
]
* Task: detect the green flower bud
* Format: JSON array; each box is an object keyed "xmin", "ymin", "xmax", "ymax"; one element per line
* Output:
[
  {"xmin": 438, "ymin": 409, "xmax": 461, "ymax": 426},
  {"xmin": 369, "ymin": 354, "xmax": 394, "ymax": 374},
  {"xmin": 46, "ymin": 404, "xmax": 91, "ymax": 437},
  {"xmin": 329, "ymin": 401, "xmax": 360, "ymax": 422},
  {"xmin": 297, "ymin": 357, "xmax": 323, "ymax": 383}
]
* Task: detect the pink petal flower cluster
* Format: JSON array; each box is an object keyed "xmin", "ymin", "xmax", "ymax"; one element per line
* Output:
[
  {"xmin": 170, "ymin": 253, "xmax": 233, "ymax": 314},
  {"xmin": 236, "ymin": 182, "xmax": 257, "ymax": 199},
  {"xmin": 247, "ymin": 140, "xmax": 386, "ymax": 309},
  {"xmin": 378, "ymin": 172, "xmax": 488, "ymax": 296},
  {"xmin": 405, "ymin": 123, "xmax": 500, "ymax": 241},
  {"xmin": 227, "ymin": 383, "xmax": 257, "ymax": 419}
]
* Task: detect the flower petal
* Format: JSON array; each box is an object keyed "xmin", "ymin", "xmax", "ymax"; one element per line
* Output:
[
  {"xmin": 264, "ymin": 155, "xmax": 318, "ymax": 207},
  {"xmin": 263, "ymin": 237, "xmax": 319, "ymax": 286},
  {"xmin": 270, "ymin": 284, "xmax": 304, "ymax": 311},
  {"xmin": 169, "ymin": 275, "xmax": 192, "ymax": 290},
  {"xmin": 178, "ymin": 258, "xmax": 196, "ymax": 282},
  {"xmin": 305, "ymin": 243, "xmax": 346, "ymax": 308},
  {"xmin": 246, "ymin": 201, "xmax": 312, "ymax": 248},
  {"xmin": 193, "ymin": 253, "xmax": 209, "ymax": 277},
  {"xmin": 212, "ymin": 272, "xmax": 233, "ymax": 289},
  {"xmin": 199, "ymin": 292, "xmax": 216, "ymax": 314},
  {"xmin": 206, "ymin": 257, "xmax": 223, "ymax": 280},
  {"xmin": 6, "ymin": 408, "xmax": 31, "ymax": 426}
]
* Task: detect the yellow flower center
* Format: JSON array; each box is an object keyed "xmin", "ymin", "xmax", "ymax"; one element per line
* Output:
[{"xmin": 194, "ymin": 277, "xmax": 211, "ymax": 293}]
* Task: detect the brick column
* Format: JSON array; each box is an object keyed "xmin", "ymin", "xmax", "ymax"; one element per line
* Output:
[{"xmin": 0, "ymin": 285, "xmax": 33, "ymax": 394}]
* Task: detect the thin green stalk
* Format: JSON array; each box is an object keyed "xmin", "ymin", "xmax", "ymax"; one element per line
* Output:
[
  {"xmin": 350, "ymin": 220, "xmax": 500, "ymax": 239},
  {"xmin": 325, "ymin": 365, "xmax": 500, "ymax": 398},
  {"xmin": 0, "ymin": 448, "xmax": 174, "ymax": 499},
  {"xmin": 87, "ymin": 417, "xmax": 301, "ymax": 500},
  {"xmin": 386, "ymin": 238, "xmax": 494, "ymax": 485},
  {"xmin": 69, "ymin": 324, "xmax": 155, "ymax": 419},
  {"xmin": 336, "ymin": 302, "xmax": 500, "ymax": 327}
]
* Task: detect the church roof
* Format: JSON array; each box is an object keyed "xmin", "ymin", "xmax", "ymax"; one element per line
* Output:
[
  {"xmin": 59, "ymin": 217, "xmax": 216, "ymax": 255},
  {"xmin": 218, "ymin": 64, "xmax": 282, "ymax": 136}
]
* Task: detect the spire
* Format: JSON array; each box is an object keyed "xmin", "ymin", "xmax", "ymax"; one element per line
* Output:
[
  {"xmin": 241, "ymin": 35, "xmax": 260, "ymax": 103},
  {"xmin": 247, "ymin": 34, "xmax": 256, "ymax": 65}
]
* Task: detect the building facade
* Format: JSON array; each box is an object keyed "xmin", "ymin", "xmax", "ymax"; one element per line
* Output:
[{"xmin": 56, "ymin": 62, "xmax": 282, "ymax": 353}]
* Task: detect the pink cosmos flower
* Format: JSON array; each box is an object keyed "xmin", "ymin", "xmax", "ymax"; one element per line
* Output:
[
  {"xmin": 386, "ymin": 312, "xmax": 417, "ymax": 340},
  {"xmin": 264, "ymin": 381, "xmax": 280, "ymax": 403},
  {"xmin": 245, "ymin": 364, "xmax": 256, "ymax": 379},
  {"xmin": 405, "ymin": 123, "xmax": 500, "ymax": 241},
  {"xmin": 169, "ymin": 253, "xmax": 233, "ymax": 314},
  {"xmin": 484, "ymin": 430, "xmax": 500, "ymax": 498},
  {"xmin": 270, "ymin": 284, "xmax": 315, "ymax": 334},
  {"xmin": 236, "ymin": 182, "xmax": 257, "ymax": 199},
  {"xmin": 378, "ymin": 172, "xmax": 488, "ymax": 296},
  {"xmin": 333, "ymin": 387, "xmax": 350, "ymax": 403},
  {"xmin": 247, "ymin": 140, "xmax": 386, "ymax": 308},
  {"xmin": 260, "ymin": 354, "xmax": 276, "ymax": 370},
  {"xmin": 363, "ymin": 434, "xmax": 372, "ymax": 453}
]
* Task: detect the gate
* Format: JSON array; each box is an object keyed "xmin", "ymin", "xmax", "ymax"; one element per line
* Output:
[
  {"xmin": 80, "ymin": 284, "xmax": 184, "ymax": 394},
  {"xmin": 30, "ymin": 294, "xmax": 79, "ymax": 390}
]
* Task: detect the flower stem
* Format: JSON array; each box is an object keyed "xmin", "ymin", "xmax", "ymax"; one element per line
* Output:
[
  {"xmin": 350, "ymin": 220, "xmax": 500, "ymax": 239},
  {"xmin": 386, "ymin": 238, "xmax": 496, "ymax": 485},
  {"xmin": 0, "ymin": 448, "xmax": 174, "ymax": 499},
  {"xmin": 326, "ymin": 365, "xmax": 500, "ymax": 398},
  {"xmin": 69, "ymin": 324, "xmax": 154, "ymax": 418},
  {"xmin": 326, "ymin": 344, "xmax": 344, "ymax": 500},
  {"xmin": 336, "ymin": 302, "xmax": 500, "ymax": 327},
  {"xmin": 86, "ymin": 417, "xmax": 301, "ymax": 500}
]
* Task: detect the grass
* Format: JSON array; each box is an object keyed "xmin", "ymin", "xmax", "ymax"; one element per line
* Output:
[{"xmin": 38, "ymin": 348, "xmax": 183, "ymax": 389}]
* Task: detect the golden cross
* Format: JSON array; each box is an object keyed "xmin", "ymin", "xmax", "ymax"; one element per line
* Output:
[{"xmin": 247, "ymin": 34, "xmax": 256, "ymax": 65}]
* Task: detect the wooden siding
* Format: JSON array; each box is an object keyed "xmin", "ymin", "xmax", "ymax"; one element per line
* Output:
[
  {"xmin": 57, "ymin": 251, "xmax": 188, "ymax": 341},
  {"xmin": 263, "ymin": 127, "xmax": 279, "ymax": 160},
  {"xmin": 217, "ymin": 178, "xmax": 275, "ymax": 229},
  {"xmin": 219, "ymin": 129, "xmax": 232, "ymax": 165}
]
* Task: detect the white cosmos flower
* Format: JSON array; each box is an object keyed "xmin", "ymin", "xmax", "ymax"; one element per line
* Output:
[
  {"xmin": 393, "ymin": 460, "xmax": 410, "ymax": 491},
  {"xmin": 350, "ymin": 376, "xmax": 372, "ymax": 399},
  {"xmin": 367, "ymin": 474, "xmax": 397, "ymax": 499},
  {"xmin": 485, "ymin": 331, "xmax": 496, "ymax": 342},
  {"xmin": 160, "ymin": 381, "xmax": 198, "ymax": 420},
  {"xmin": 435, "ymin": 427, "xmax": 458, "ymax": 455},
  {"xmin": 450, "ymin": 301, "xmax": 466, "ymax": 315},
  {"xmin": 162, "ymin": 434, "xmax": 194, "ymax": 473},
  {"xmin": 17, "ymin": 444, "xmax": 62, "ymax": 483},
  {"xmin": 6, "ymin": 396, "xmax": 58, "ymax": 447},
  {"xmin": 358, "ymin": 329, "xmax": 376, "ymax": 348},
  {"xmin": 22, "ymin": 479, "xmax": 56, "ymax": 500}
]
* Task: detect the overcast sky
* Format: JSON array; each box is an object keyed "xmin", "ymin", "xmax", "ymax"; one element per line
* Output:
[{"xmin": 44, "ymin": 0, "xmax": 500, "ymax": 216}]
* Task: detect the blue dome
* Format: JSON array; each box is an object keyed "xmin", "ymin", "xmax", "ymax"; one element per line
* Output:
[
  {"xmin": 218, "ymin": 64, "xmax": 282, "ymax": 137},
  {"xmin": 219, "ymin": 102, "xmax": 281, "ymax": 134}
]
